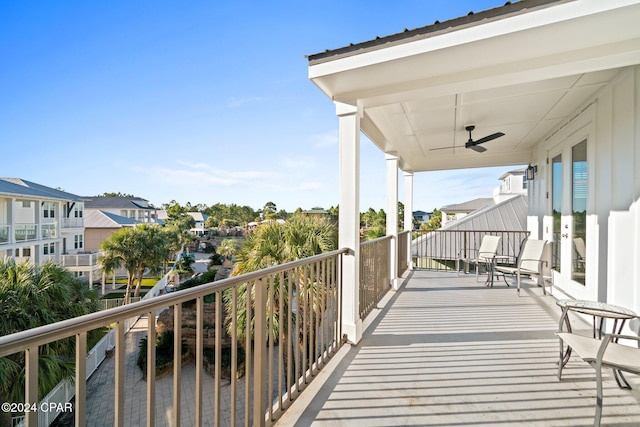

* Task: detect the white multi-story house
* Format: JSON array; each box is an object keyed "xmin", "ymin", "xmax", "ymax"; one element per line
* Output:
[{"xmin": 0, "ymin": 178, "xmax": 100, "ymax": 282}]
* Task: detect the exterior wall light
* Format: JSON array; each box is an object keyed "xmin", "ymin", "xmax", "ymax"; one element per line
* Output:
[{"xmin": 525, "ymin": 164, "xmax": 537, "ymax": 180}]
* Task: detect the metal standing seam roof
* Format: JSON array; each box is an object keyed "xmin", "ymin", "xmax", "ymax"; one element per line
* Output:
[
  {"xmin": 441, "ymin": 198, "xmax": 495, "ymax": 214},
  {"xmin": 83, "ymin": 197, "xmax": 156, "ymax": 210},
  {"xmin": 84, "ymin": 210, "xmax": 140, "ymax": 228},
  {"xmin": 306, "ymin": 0, "xmax": 570, "ymax": 63},
  {"xmin": 0, "ymin": 178, "xmax": 82, "ymax": 201},
  {"xmin": 412, "ymin": 195, "xmax": 528, "ymax": 260}
]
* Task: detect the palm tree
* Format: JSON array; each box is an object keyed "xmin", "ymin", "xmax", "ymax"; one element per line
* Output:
[
  {"xmin": 217, "ymin": 238, "xmax": 238, "ymax": 260},
  {"xmin": 99, "ymin": 224, "xmax": 177, "ymax": 304},
  {"xmin": 0, "ymin": 259, "xmax": 98, "ymax": 424},
  {"xmin": 223, "ymin": 215, "xmax": 337, "ymax": 377}
]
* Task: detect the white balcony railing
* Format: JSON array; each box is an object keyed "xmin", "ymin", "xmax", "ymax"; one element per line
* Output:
[
  {"xmin": 40, "ymin": 223, "xmax": 57, "ymax": 239},
  {"xmin": 0, "ymin": 224, "xmax": 9, "ymax": 244},
  {"xmin": 61, "ymin": 217, "xmax": 84, "ymax": 228},
  {"xmin": 14, "ymin": 224, "xmax": 38, "ymax": 242},
  {"xmin": 60, "ymin": 252, "xmax": 101, "ymax": 267},
  {"xmin": 0, "ymin": 249, "xmax": 348, "ymax": 427}
]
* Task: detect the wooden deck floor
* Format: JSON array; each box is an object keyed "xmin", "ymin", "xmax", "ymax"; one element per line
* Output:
[{"xmin": 278, "ymin": 270, "xmax": 640, "ymax": 427}]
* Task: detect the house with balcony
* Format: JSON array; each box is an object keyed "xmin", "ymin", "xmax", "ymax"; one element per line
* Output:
[
  {"xmin": 3, "ymin": 2, "xmax": 640, "ymax": 426},
  {"xmin": 0, "ymin": 178, "xmax": 101, "ymax": 282}
]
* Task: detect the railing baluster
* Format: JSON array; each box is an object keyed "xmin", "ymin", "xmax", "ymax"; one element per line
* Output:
[
  {"xmin": 115, "ymin": 321, "xmax": 125, "ymax": 427},
  {"xmin": 254, "ymin": 278, "xmax": 266, "ymax": 427},
  {"xmin": 147, "ymin": 310, "xmax": 156, "ymax": 427},
  {"xmin": 244, "ymin": 281, "xmax": 252, "ymax": 427},
  {"xmin": 214, "ymin": 290, "xmax": 222, "ymax": 427},
  {"xmin": 230, "ymin": 287, "xmax": 237, "ymax": 426},
  {"xmin": 173, "ymin": 302, "xmax": 182, "ymax": 427},
  {"xmin": 24, "ymin": 346, "xmax": 38, "ymax": 427},
  {"xmin": 75, "ymin": 332, "xmax": 87, "ymax": 427},
  {"xmin": 294, "ymin": 267, "xmax": 300, "ymax": 395},
  {"xmin": 277, "ymin": 270, "xmax": 284, "ymax": 412},
  {"xmin": 268, "ymin": 275, "xmax": 274, "ymax": 422},
  {"xmin": 195, "ymin": 296, "xmax": 203, "ymax": 427},
  {"xmin": 287, "ymin": 268, "xmax": 293, "ymax": 401}
]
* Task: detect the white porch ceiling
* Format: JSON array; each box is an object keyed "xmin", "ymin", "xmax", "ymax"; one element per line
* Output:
[{"xmin": 308, "ymin": 0, "xmax": 640, "ymax": 172}]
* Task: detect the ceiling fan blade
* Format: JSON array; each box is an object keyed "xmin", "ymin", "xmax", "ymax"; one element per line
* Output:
[
  {"xmin": 473, "ymin": 132, "xmax": 505, "ymax": 145},
  {"xmin": 429, "ymin": 145, "xmax": 458, "ymax": 151},
  {"xmin": 469, "ymin": 145, "xmax": 487, "ymax": 153}
]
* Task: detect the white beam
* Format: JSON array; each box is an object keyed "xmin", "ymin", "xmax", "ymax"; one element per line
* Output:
[
  {"xmin": 386, "ymin": 154, "xmax": 399, "ymax": 290},
  {"xmin": 404, "ymin": 171, "xmax": 414, "ymax": 271},
  {"xmin": 337, "ymin": 101, "xmax": 362, "ymax": 344}
]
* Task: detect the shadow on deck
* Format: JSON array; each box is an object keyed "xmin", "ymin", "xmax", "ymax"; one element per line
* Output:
[{"xmin": 278, "ymin": 270, "xmax": 640, "ymax": 426}]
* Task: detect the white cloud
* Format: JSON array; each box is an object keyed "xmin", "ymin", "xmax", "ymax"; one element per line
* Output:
[
  {"xmin": 298, "ymin": 181, "xmax": 323, "ymax": 190},
  {"xmin": 226, "ymin": 96, "xmax": 264, "ymax": 108},
  {"xmin": 309, "ymin": 130, "xmax": 338, "ymax": 148},
  {"xmin": 281, "ymin": 157, "xmax": 315, "ymax": 170}
]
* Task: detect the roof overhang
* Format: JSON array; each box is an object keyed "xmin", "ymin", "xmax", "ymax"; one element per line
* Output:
[{"xmin": 308, "ymin": 0, "xmax": 640, "ymax": 172}]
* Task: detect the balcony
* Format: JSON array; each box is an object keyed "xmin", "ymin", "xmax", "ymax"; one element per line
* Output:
[
  {"xmin": 61, "ymin": 217, "xmax": 84, "ymax": 229},
  {"xmin": 1, "ymin": 235, "xmax": 639, "ymax": 426}
]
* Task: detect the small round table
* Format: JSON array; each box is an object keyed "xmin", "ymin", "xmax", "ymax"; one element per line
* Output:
[{"xmin": 557, "ymin": 299, "xmax": 637, "ymax": 388}]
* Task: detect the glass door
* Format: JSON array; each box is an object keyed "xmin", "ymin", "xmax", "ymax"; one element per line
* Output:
[
  {"xmin": 549, "ymin": 140, "xmax": 587, "ymax": 286},
  {"xmin": 571, "ymin": 141, "xmax": 587, "ymax": 284},
  {"xmin": 551, "ymin": 154, "xmax": 562, "ymax": 272}
]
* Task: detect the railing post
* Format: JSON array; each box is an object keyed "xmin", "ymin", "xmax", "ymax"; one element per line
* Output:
[
  {"xmin": 24, "ymin": 346, "xmax": 38, "ymax": 427},
  {"xmin": 253, "ymin": 278, "xmax": 266, "ymax": 427}
]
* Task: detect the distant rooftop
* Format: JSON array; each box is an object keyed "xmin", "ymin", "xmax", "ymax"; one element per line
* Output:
[
  {"xmin": 441, "ymin": 198, "xmax": 494, "ymax": 213},
  {"xmin": 0, "ymin": 178, "xmax": 82, "ymax": 201},
  {"xmin": 84, "ymin": 196, "xmax": 156, "ymax": 210},
  {"xmin": 84, "ymin": 210, "xmax": 139, "ymax": 228}
]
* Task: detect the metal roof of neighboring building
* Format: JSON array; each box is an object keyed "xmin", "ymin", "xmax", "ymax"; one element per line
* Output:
[
  {"xmin": 412, "ymin": 195, "xmax": 528, "ymax": 260},
  {"xmin": 84, "ymin": 210, "xmax": 140, "ymax": 228},
  {"xmin": 0, "ymin": 178, "xmax": 82, "ymax": 201},
  {"xmin": 442, "ymin": 195, "xmax": 527, "ymax": 231},
  {"xmin": 84, "ymin": 197, "xmax": 156, "ymax": 210},
  {"xmin": 307, "ymin": 0, "xmax": 569, "ymax": 64},
  {"xmin": 441, "ymin": 198, "xmax": 494, "ymax": 213}
]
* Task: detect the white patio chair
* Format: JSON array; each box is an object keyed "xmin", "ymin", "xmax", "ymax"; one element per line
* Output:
[
  {"xmin": 556, "ymin": 332, "xmax": 640, "ymax": 426},
  {"xmin": 494, "ymin": 238, "xmax": 548, "ymax": 294},
  {"xmin": 457, "ymin": 235, "xmax": 501, "ymax": 282}
]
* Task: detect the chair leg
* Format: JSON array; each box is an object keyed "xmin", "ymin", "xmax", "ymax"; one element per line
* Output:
[
  {"xmin": 595, "ymin": 365, "xmax": 604, "ymax": 427},
  {"xmin": 516, "ymin": 272, "xmax": 521, "ymax": 295}
]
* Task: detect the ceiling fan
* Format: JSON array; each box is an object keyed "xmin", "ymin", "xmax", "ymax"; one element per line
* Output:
[{"xmin": 430, "ymin": 125, "xmax": 505, "ymax": 153}]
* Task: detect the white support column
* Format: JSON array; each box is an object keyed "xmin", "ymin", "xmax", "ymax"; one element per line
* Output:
[
  {"xmin": 337, "ymin": 101, "xmax": 362, "ymax": 344},
  {"xmin": 404, "ymin": 171, "xmax": 414, "ymax": 271},
  {"xmin": 386, "ymin": 154, "xmax": 399, "ymax": 290}
]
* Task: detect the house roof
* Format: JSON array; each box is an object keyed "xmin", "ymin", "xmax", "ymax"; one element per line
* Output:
[
  {"xmin": 0, "ymin": 178, "xmax": 82, "ymax": 201},
  {"xmin": 84, "ymin": 210, "xmax": 140, "ymax": 228},
  {"xmin": 188, "ymin": 212, "xmax": 208, "ymax": 222},
  {"xmin": 441, "ymin": 198, "xmax": 494, "ymax": 213},
  {"xmin": 308, "ymin": 0, "xmax": 640, "ymax": 173},
  {"xmin": 308, "ymin": 0, "xmax": 567, "ymax": 64},
  {"xmin": 84, "ymin": 196, "xmax": 156, "ymax": 210}
]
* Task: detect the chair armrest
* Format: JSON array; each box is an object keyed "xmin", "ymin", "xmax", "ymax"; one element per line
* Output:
[{"xmin": 596, "ymin": 333, "xmax": 640, "ymax": 370}]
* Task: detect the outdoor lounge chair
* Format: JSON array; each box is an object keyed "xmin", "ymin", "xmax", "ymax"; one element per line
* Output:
[
  {"xmin": 556, "ymin": 332, "xmax": 640, "ymax": 426},
  {"xmin": 494, "ymin": 238, "xmax": 548, "ymax": 294},
  {"xmin": 457, "ymin": 235, "xmax": 501, "ymax": 282}
]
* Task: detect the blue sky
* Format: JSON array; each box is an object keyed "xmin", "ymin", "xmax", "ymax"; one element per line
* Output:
[{"xmin": 0, "ymin": 0, "xmax": 520, "ymax": 213}]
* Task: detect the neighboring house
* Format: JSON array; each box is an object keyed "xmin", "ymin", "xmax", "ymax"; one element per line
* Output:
[
  {"xmin": 156, "ymin": 210, "xmax": 209, "ymax": 236},
  {"xmin": 187, "ymin": 212, "xmax": 208, "ymax": 236},
  {"xmin": 0, "ymin": 178, "xmax": 99, "ymax": 282},
  {"xmin": 302, "ymin": 207, "xmax": 329, "ymax": 216},
  {"xmin": 83, "ymin": 196, "xmax": 158, "ymax": 224},
  {"xmin": 494, "ymin": 168, "xmax": 528, "ymax": 202},
  {"xmin": 412, "ymin": 210, "xmax": 432, "ymax": 228},
  {"xmin": 440, "ymin": 198, "xmax": 494, "ymax": 228},
  {"xmin": 83, "ymin": 210, "xmax": 139, "ymax": 252},
  {"xmin": 308, "ymin": 0, "xmax": 640, "ymax": 342}
]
